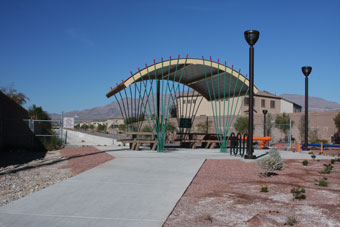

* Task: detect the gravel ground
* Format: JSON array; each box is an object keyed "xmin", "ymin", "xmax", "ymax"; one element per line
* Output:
[
  {"xmin": 0, "ymin": 146, "xmax": 114, "ymax": 207},
  {"xmin": 164, "ymin": 158, "xmax": 340, "ymax": 227}
]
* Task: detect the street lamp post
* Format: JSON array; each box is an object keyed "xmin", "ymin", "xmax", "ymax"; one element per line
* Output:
[
  {"xmin": 302, "ymin": 66, "xmax": 312, "ymax": 150},
  {"xmin": 263, "ymin": 109, "xmax": 268, "ymax": 137},
  {"xmin": 244, "ymin": 30, "xmax": 259, "ymax": 159}
]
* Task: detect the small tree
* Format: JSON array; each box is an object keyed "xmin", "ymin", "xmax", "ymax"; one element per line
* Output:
[
  {"xmin": 275, "ymin": 113, "xmax": 294, "ymax": 138},
  {"xmin": 234, "ymin": 116, "xmax": 248, "ymax": 134},
  {"xmin": 97, "ymin": 123, "xmax": 107, "ymax": 132},
  {"xmin": 265, "ymin": 113, "xmax": 274, "ymax": 137},
  {"xmin": 1, "ymin": 86, "xmax": 30, "ymax": 106},
  {"xmin": 28, "ymin": 104, "xmax": 51, "ymax": 134},
  {"xmin": 334, "ymin": 113, "xmax": 340, "ymax": 132},
  {"xmin": 80, "ymin": 124, "xmax": 89, "ymax": 130}
]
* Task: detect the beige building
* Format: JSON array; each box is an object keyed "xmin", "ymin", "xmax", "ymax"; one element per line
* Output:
[{"xmin": 177, "ymin": 90, "xmax": 302, "ymax": 117}]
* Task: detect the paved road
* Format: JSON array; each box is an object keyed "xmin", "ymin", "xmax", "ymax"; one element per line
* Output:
[{"xmin": 0, "ymin": 145, "xmax": 332, "ymax": 227}]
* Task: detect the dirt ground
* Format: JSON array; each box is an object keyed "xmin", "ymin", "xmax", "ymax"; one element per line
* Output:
[{"xmin": 164, "ymin": 158, "xmax": 340, "ymax": 227}]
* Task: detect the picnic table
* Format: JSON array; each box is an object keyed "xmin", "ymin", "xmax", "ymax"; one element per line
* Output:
[
  {"xmin": 177, "ymin": 132, "xmax": 221, "ymax": 149},
  {"xmin": 119, "ymin": 131, "xmax": 157, "ymax": 151}
]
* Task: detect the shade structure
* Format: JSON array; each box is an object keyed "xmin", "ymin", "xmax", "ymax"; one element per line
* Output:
[{"xmin": 106, "ymin": 58, "xmax": 258, "ymax": 100}]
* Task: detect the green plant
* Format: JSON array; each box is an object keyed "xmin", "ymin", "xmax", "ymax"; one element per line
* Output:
[
  {"xmin": 260, "ymin": 185, "xmax": 269, "ymax": 192},
  {"xmin": 97, "ymin": 123, "xmax": 107, "ymax": 132},
  {"xmin": 316, "ymin": 177, "xmax": 328, "ymax": 187},
  {"xmin": 302, "ymin": 160, "xmax": 308, "ymax": 166},
  {"xmin": 286, "ymin": 215, "xmax": 298, "ymax": 226},
  {"xmin": 320, "ymin": 164, "xmax": 333, "ymax": 174},
  {"xmin": 331, "ymin": 159, "xmax": 335, "ymax": 164},
  {"xmin": 291, "ymin": 185, "xmax": 306, "ymax": 200},
  {"xmin": 311, "ymin": 154, "xmax": 316, "ymax": 160},
  {"xmin": 333, "ymin": 113, "xmax": 340, "ymax": 132},
  {"xmin": 1, "ymin": 86, "xmax": 30, "ymax": 105},
  {"xmin": 275, "ymin": 113, "xmax": 294, "ymax": 138},
  {"xmin": 257, "ymin": 148, "xmax": 283, "ymax": 176},
  {"xmin": 234, "ymin": 116, "xmax": 249, "ymax": 134},
  {"xmin": 41, "ymin": 135, "xmax": 63, "ymax": 151}
]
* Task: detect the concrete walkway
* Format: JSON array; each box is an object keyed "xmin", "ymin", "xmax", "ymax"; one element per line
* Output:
[
  {"xmin": 0, "ymin": 145, "xmax": 333, "ymax": 227},
  {"xmin": 0, "ymin": 146, "xmax": 233, "ymax": 227}
]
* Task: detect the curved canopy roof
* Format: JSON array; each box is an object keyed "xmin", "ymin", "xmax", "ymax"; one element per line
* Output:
[{"xmin": 106, "ymin": 58, "xmax": 258, "ymax": 101}]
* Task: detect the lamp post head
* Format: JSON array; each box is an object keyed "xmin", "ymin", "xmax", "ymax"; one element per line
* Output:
[
  {"xmin": 262, "ymin": 109, "xmax": 268, "ymax": 115},
  {"xmin": 244, "ymin": 30, "xmax": 260, "ymax": 46},
  {"xmin": 302, "ymin": 66, "xmax": 312, "ymax": 77}
]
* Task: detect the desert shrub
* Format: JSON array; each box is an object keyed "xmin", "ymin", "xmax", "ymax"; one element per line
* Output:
[
  {"xmin": 286, "ymin": 215, "xmax": 298, "ymax": 226},
  {"xmin": 260, "ymin": 185, "xmax": 269, "ymax": 192},
  {"xmin": 316, "ymin": 177, "xmax": 328, "ymax": 187},
  {"xmin": 320, "ymin": 164, "xmax": 333, "ymax": 174},
  {"xmin": 203, "ymin": 213, "xmax": 213, "ymax": 223},
  {"xmin": 257, "ymin": 148, "xmax": 283, "ymax": 173},
  {"xmin": 291, "ymin": 185, "xmax": 306, "ymax": 200},
  {"xmin": 41, "ymin": 135, "xmax": 63, "ymax": 151},
  {"xmin": 302, "ymin": 160, "xmax": 308, "ymax": 166}
]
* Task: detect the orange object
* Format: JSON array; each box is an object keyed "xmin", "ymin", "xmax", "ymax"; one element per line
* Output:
[{"xmin": 236, "ymin": 136, "xmax": 271, "ymax": 149}]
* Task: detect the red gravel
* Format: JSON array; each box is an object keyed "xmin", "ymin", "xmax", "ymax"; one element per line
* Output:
[
  {"xmin": 164, "ymin": 158, "xmax": 340, "ymax": 226},
  {"xmin": 60, "ymin": 146, "xmax": 114, "ymax": 176}
]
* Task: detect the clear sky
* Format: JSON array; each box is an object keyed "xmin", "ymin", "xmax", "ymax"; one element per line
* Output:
[{"xmin": 1, "ymin": 0, "xmax": 339, "ymax": 114}]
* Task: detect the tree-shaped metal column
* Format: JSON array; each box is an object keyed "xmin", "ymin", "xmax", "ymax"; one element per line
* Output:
[
  {"xmin": 203, "ymin": 57, "xmax": 249, "ymax": 153},
  {"xmin": 132, "ymin": 56, "xmax": 189, "ymax": 152}
]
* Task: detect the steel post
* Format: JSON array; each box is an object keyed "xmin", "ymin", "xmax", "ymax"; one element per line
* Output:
[
  {"xmin": 302, "ymin": 66, "xmax": 312, "ymax": 150},
  {"xmin": 244, "ymin": 30, "xmax": 259, "ymax": 159}
]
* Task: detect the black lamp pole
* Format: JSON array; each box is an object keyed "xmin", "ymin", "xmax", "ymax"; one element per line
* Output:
[
  {"xmin": 263, "ymin": 109, "xmax": 268, "ymax": 137},
  {"xmin": 302, "ymin": 66, "xmax": 312, "ymax": 150},
  {"xmin": 244, "ymin": 30, "xmax": 259, "ymax": 159}
]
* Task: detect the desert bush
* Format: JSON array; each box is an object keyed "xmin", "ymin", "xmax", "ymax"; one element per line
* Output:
[
  {"xmin": 291, "ymin": 185, "xmax": 306, "ymax": 200},
  {"xmin": 315, "ymin": 177, "xmax": 328, "ymax": 187},
  {"xmin": 203, "ymin": 213, "xmax": 213, "ymax": 223},
  {"xmin": 260, "ymin": 185, "xmax": 269, "ymax": 192},
  {"xmin": 302, "ymin": 160, "xmax": 308, "ymax": 166},
  {"xmin": 286, "ymin": 215, "xmax": 298, "ymax": 226},
  {"xmin": 320, "ymin": 164, "xmax": 333, "ymax": 174},
  {"xmin": 257, "ymin": 148, "xmax": 283, "ymax": 173},
  {"xmin": 41, "ymin": 135, "xmax": 63, "ymax": 151}
]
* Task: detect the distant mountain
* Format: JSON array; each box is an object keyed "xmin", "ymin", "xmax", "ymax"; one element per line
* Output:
[
  {"xmin": 49, "ymin": 101, "xmax": 122, "ymax": 121},
  {"xmin": 49, "ymin": 94, "xmax": 169, "ymax": 121},
  {"xmin": 280, "ymin": 94, "xmax": 340, "ymax": 112}
]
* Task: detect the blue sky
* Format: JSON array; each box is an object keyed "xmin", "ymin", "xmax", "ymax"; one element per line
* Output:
[{"xmin": 1, "ymin": 0, "xmax": 339, "ymax": 114}]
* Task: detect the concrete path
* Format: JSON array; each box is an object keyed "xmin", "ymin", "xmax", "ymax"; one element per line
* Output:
[
  {"xmin": 0, "ymin": 146, "xmax": 232, "ymax": 227},
  {"xmin": 0, "ymin": 144, "xmax": 333, "ymax": 227}
]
